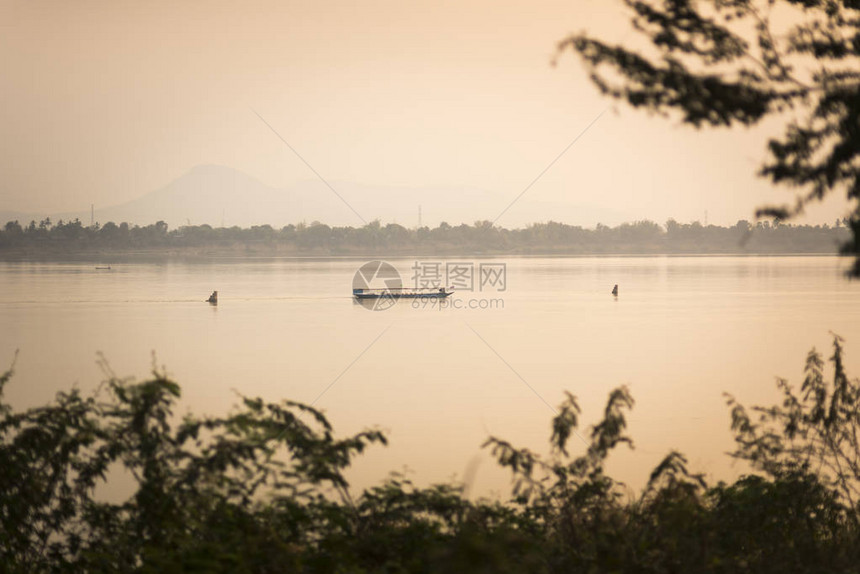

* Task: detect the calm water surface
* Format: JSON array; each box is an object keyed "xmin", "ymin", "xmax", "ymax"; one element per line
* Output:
[{"xmin": 1, "ymin": 256, "xmax": 859, "ymax": 498}]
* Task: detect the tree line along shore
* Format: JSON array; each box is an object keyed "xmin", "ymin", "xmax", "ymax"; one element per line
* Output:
[{"xmin": 0, "ymin": 217, "xmax": 851, "ymax": 258}]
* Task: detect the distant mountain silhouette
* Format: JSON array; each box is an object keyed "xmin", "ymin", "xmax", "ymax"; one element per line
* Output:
[
  {"xmin": 64, "ymin": 165, "xmax": 295, "ymax": 229},
  {"xmin": 1, "ymin": 165, "xmax": 628, "ymax": 229}
]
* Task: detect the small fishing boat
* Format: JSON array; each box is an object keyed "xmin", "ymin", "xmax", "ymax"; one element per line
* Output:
[{"xmin": 353, "ymin": 287, "xmax": 453, "ymax": 300}]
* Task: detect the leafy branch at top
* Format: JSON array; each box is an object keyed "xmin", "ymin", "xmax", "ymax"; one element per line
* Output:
[{"xmin": 560, "ymin": 0, "xmax": 860, "ymax": 275}]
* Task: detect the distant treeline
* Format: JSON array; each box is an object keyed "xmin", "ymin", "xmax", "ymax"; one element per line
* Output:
[{"xmin": 0, "ymin": 217, "xmax": 851, "ymax": 257}]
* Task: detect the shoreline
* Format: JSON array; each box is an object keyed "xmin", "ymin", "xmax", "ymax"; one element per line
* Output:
[{"xmin": 0, "ymin": 249, "xmax": 847, "ymax": 264}]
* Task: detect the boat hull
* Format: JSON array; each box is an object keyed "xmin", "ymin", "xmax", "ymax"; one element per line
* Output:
[{"xmin": 354, "ymin": 291, "xmax": 453, "ymax": 300}]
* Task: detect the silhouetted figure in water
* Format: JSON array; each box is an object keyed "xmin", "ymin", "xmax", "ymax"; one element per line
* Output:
[
  {"xmin": 207, "ymin": 291, "xmax": 218, "ymax": 305},
  {"xmin": 611, "ymin": 284, "xmax": 618, "ymax": 297}
]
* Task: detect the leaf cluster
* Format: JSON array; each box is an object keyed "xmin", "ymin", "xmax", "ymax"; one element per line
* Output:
[
  {"xmin": 561, "ymin": 0, "xmax": 860, "ymax": 275},
  {"xmin": 2, "ymin": 342, "xmax": 860, "ymax": 572}
]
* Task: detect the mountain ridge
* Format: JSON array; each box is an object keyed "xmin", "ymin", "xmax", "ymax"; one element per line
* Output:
[{"xmin": 0, "ymin": 164, "xmax": 629, "ymax": 230}]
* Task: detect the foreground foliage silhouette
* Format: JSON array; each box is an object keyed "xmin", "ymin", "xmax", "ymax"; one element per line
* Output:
[{"xmin": 2, "ymin": 340, "xmax": 860, "ymax": 572}]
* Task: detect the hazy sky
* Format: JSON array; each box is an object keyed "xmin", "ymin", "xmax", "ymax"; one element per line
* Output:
[{"xmin": 0, "ymin": 0, "xmax": 848, "ymax": 226}]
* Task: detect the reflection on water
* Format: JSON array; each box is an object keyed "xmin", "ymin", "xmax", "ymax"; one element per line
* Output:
[{"xmin": 1, "ymin": 255, "xmax": 858, "ymax": 498}]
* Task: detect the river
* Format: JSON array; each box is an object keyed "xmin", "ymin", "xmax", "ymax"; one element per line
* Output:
[{"xmin": 1, "ymin": 255, "xmax": 858, "ymax": 498}]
